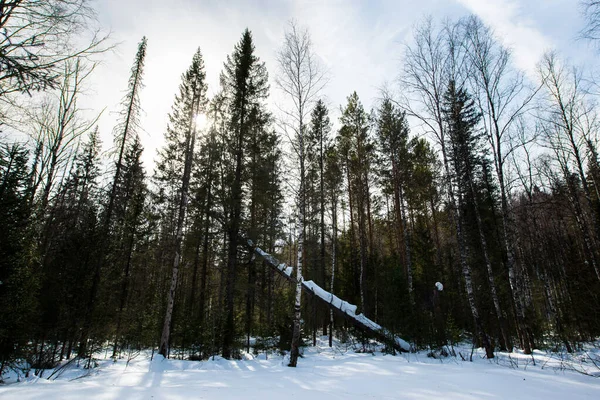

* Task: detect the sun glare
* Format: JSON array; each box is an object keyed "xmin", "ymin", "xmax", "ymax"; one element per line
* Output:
[{"xmin": 195, "ymin": 113, "xmax": 207, "ymax": 130}]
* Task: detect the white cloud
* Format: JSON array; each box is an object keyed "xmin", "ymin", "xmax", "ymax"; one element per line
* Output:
[
  {"xmin": 455, "ymin": 0, "xmax": 553, "ymax": 74},
  {"xmin": 70, "ymin": 0, "xmax": 562, "ymax": 172}
]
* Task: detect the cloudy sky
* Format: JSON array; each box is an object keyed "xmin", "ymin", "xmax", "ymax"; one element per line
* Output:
[{"xmin": 82, "ymin": 0, "xmax": 595, "ymax": 169}]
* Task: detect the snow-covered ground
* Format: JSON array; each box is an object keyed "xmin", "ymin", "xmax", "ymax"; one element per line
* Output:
[{"xmin": 1, "ymin": 338, "xmax": 599, "ymax": 399}]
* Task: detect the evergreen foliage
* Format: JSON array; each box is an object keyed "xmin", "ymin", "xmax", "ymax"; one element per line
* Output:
[{"xmin": 1, "ymin": 14, "xmax": 600, "ymax": 379}]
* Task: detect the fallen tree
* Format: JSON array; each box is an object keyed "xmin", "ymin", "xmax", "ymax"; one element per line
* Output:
[{"xmin": 245, "ymin": 239, "xmax": 411, "ymax": 353}]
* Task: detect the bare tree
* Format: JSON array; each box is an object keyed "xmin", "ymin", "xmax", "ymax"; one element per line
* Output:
[
  {"xmin": 27, "ymin": 58, "xmax": 99, "ymax": 214},
  {"xmin": 275, "ymin": 20, "xmax": 326, "ymax": 367},
  {"xmin": 0, "ymin": 0, "xmax": 108, "ymax": 98},
  {"xmin": 580, "ymin": 1, "xmax": 600, "ymax": 42},
  {"xmin": 398, "ymin": 17, "xmax": 494, "ymax": 358},
  {"xmin": 538, "ymin": 52, "xmax": 600, "ymax": 282},
  {"xmin": 462, "ymin": 15, "xmax": 541, "ymax": 353}
]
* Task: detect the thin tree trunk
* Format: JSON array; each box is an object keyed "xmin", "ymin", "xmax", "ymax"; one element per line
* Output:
[
  {"xmin": 223, "ymin": 99, "xmax": 245, "ymax": 359},
  {"xmin": 467, "ymin": 174, "xmax": 511, "ymax": 351},
  {"xmin": 198, "ymin": 184, "xmax": 212, "ymax": 329},
  {"xmin": 112, "ymin": 221, "xmax": 138, "ymax": 358},
  {"xmin": 159, "ymin": 104, "xmax": 198, "ymax": 358},
  {"xmin": 320, "ymin": 138, "xmax": 327, "ymax": 336},
  {"xmin": 329, "ymin": 192, "xmax": 337, "ymax": 348},
  {"xmin": 399, "ymin": 185, "xmax": 414, "ymax": 304}
]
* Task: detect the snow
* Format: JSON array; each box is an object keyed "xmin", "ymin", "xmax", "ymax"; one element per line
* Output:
[{"xmin": 1, "ymin": 340, "xmax": 599, "ymax": 399}]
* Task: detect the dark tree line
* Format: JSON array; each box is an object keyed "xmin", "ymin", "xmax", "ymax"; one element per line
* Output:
[{"xmin": 1, "ymin": 5, "xmax": 600, "ymax": 380}]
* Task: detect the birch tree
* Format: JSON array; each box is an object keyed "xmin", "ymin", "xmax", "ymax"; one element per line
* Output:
[
  {"xmin": 275, "ymin": 21, "xmax": 326, "ymax": 367},
  {"xmin": 400, "ymin": 19, "xmax": 494, "ymax": 358},
  {"xmin": 538, "ymin": 52, "xmax": 600, "ymax": 282},
  {"xmin": 0, "ymin": 0, "xmax": 108, "ymax": 98},
  {"xmin": 463, "ymin": 16, "xmax": 539, "ymax": 352},
  {"xmin": 28, "ymin": 59, "xmax": 99, "ymax": 216}
]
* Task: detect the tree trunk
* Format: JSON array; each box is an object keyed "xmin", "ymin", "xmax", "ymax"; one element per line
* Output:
[
  {"xmin": 399, "ymin": 185, "xmax": 414, "ymax": 304},
  {"xmin": 223, "ymin": 100, "xmax": 245, "ymax": 359},
  {"xmin": 159, "ymin": 97, "xmax": 198, "ymax": 358},
  {"xmin": 441, "ymin": 136, "xmax": 494, "ymax": 358},
  {"xmin": 329, "ymin": 192, "xmax": 337, "ymax": 347},
  {"xmin": 289, "ymin": 135, "xmax": 305, "ymax": 367},
  {"xmin": 112, "ymin": 222, "xmax": 138, "ymax": 358},
  {"xmin": 468, "ymin": 174, "xmax": 511, "ymax": 351}
]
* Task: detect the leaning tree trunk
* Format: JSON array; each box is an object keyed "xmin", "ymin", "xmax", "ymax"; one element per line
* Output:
[{"xmin": 159, "ymin": 105, "xmax": 198, "ymax": 358}]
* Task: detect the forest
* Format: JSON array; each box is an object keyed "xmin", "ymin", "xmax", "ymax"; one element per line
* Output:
[{"xmin": 1, "ymin": 0, "xmax": 600, "ymax": 379}]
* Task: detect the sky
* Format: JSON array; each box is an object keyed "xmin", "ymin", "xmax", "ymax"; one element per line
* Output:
[{"xmin": 78, "ymin": 0, "xmax": 595, "ymax": 170}]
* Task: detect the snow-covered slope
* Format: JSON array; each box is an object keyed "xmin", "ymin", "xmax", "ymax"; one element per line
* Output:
[{"xmin": 1, "ymin": 340, "xmax": 599, "ymax": 399}]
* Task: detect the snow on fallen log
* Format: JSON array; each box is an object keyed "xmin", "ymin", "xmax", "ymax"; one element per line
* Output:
[{"xmin": 246, "ymin": 239, "xmax": 410, "ymax": 352}]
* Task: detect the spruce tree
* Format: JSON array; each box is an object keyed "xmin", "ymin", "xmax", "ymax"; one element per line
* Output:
[
  {"xmin": 107, "ymin": 36, "xmax": 147, "ymax": 230},
  {"xmin": 306, "ymin": 100, "xmax": 331, "ymax": 337},
  {"xmin": 38, "ymin": 129, "xmax": 102, "ymax": 364},
  {"xmin": 442, "ymin": 80, "xmax": 494, "ymax": 358},
  {"xmin": 0, "ymin": 143, "xmax": 36, "ymax": 376},
  {"xmin": 338, "ymin": 92, "xmax": 373, "ymax": 316},
  {"xmin": 155, "ymin": 48, "xmax": 208, "ymax": 358},
  {"xmin": 79, "ymin": 37, "xmax": 148, "ymax": 357},
  {"xmin": 111, "ymin": 136, "xmax": 147, "ymax": 358},
  {"xmin": 375, "ymin": 99, "xmax": 414, "ymax": 304},
  {"xmin": 219, "ymin": 29, "xmax": 269, "ymax": 359}
]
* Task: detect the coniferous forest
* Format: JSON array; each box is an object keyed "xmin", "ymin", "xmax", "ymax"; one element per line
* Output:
[{"xmin": 2, "ymin": 0, "xmax": 600, "ymax": 378}]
